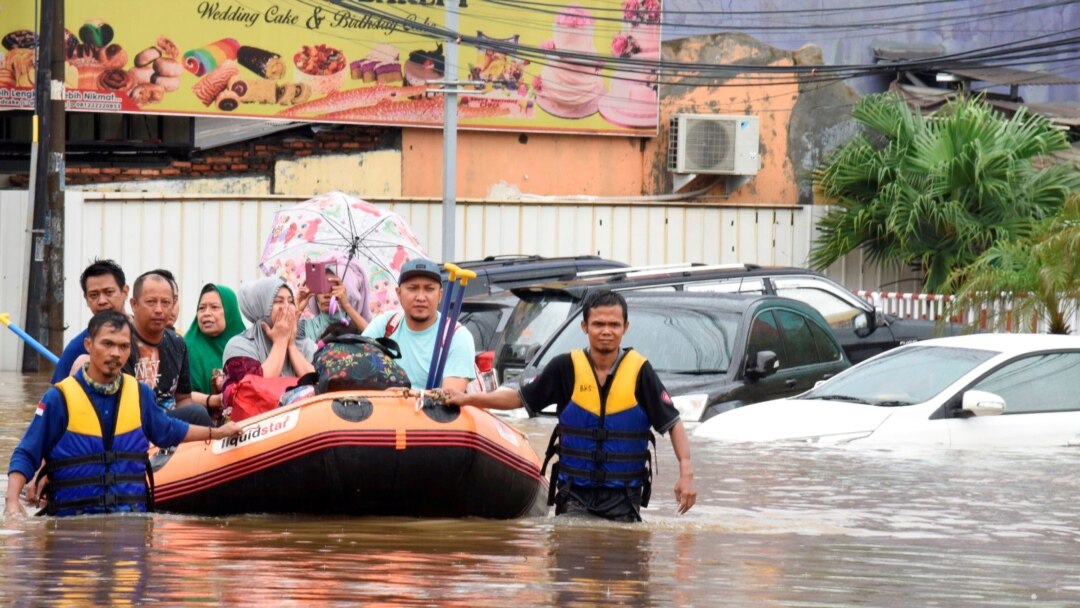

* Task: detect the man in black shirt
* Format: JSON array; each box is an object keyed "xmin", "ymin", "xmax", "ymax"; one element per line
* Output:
[
  {"xmin": 445, "ymin": 290, "xmax": 696, "ymax": 521},
  {"xmin": 124, "ymin": 270, "xmax": 211, "ymax": 426}
]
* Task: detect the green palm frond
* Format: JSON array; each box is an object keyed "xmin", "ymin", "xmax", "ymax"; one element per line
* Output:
[{"xmin": 811, "ymin": 92, "xmax": 1080, "ymax": 293}]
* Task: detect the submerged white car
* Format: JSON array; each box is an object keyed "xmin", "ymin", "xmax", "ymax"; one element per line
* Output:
[{"xmin": 695, "ymin": 334, "xmax": 1080, "ymax": 447}]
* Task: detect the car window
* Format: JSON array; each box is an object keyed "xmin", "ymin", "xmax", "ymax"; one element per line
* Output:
[
  {"xmin": 685, "ymin": 278, "xmax": 766, "ymax": 295},
  {"xmin": 774, "ymin": 310, "xmax": 818, "ymax": 367},
  {"xmin": 807, "ymin": 318, "xmax": 843, "ymax": 362},
  {"xmin": 498, "ymin": 294, "xmax": 574, "ymax": 362},
  {"xmin": 459, "ymin": 308, "xmax": 503, "ymax": 351},
  {"xmin": 773, "ymin": 279, "xmax": 864, "ymax": 329},
  {"xmin": 972, "ymin": 352, "xmax": 1080, "ymax": 414},
  {"xmin": 747, "ymin": 311, "xmax": 784, "ymax": 363},
  {"xmin": 537, "ymin": 307, "xmax": 740, "ymax": 373},
  {"xmin": 803, "ymin": 345, "xmax": 996, "ymax": 405}
]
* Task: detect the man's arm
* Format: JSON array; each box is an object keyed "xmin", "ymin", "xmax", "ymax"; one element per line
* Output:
[
  {"xmin": 4, "ymin": 472, "xmax": 28, "ymax": 518},
  {"xmin": 141, "ymin": 384, "xmax": 241, "ymax": 447},
  {"xmin": 667, "ymin": 421, "xmax": 696, "ymax": 514},
  {"xmin": 6, "ymin": 390, "xmax": 67, "ymax": 518},
  {"xmin": 634, "ymin": 360, "xmax": 696, "ymax": 514},
  {"xmin": 445, "ymin": 387, "xmax": 524, "ymax": 410},
  {"xmin": 180, "ymin": 421, "xmax": 242, "ymax": 443}
]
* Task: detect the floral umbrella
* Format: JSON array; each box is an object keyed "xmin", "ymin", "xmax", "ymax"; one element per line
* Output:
[{"xmin": 259, "ymin": 191, "xmax": 428, "ymax": 317}]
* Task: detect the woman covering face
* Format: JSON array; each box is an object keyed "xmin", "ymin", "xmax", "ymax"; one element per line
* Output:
[
  {"xmin": 223, "ymin": 277, "xmax": 316, "ymax": 378},
  {"xmin": 184, "ymin": 284, "xmax": 245, "ymax": 394}
]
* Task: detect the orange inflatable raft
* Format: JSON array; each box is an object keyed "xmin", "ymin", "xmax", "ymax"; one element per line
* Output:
[{"xmin": 151, "ymin": 390, "xmax": 548, "ymax": 519}]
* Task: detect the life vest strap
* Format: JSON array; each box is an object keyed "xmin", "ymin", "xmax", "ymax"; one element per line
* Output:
[
  {"xmin": 48, "ymin": 450, "xmax": 149, "ymax": 469},
  {"xmin": 557, "ymin": 463, "xmax": 647, "ymax": 483},
  {"xmin": 557, "ymin": 445, "xmax": 651, "ymax": 463},
  {"xmin": 557, "ymin": 426, "xmax": 653, "ymax": 441},
  {"xmin": 45, "ymin": 472, "xmax": 147, "ymax": 491},
  {"xmin": 46, "ymin": 492, "xmax": 148, "ymax": 514}
]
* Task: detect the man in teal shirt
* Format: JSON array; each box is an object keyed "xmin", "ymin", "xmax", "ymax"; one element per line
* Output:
[{"xmin": 362, "ymin": 259, "xmax": 475, "ymax": 390}]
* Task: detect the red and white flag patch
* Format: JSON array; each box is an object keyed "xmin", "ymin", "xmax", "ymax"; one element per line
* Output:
[{"xmin": 34, "ymin": 402, "xmax": 45, "ymax": 417}]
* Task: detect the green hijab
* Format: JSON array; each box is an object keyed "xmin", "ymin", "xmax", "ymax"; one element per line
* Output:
[{"xmin": 185, "ymin": 284, "xmax": 245, "ymax": 394}]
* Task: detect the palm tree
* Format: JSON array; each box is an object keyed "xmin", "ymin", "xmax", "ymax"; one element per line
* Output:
[
  {"xmin": 944, "ymin": 195, "xmax": 1080, "ymax": 334},
  {"xmin": 810, "ymin": 93, "xmax": 1080, "ymax": 292}
]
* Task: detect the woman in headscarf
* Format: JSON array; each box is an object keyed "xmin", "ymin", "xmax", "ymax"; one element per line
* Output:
[
  {"xmin": 185, "ymin": 284, "xmax": 245, "ymax": 412},
  {"xmin": 223, "ymin": 278, "xmax": 316, "ymax": 382},
  {"xmin": 297, "ymin": 255, "xmax": 371, "ymax": 341}
]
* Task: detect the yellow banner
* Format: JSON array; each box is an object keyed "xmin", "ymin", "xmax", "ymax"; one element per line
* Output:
[{"xmin": 0, "ymin": 0, "xmax": 661, "ymax": 136}]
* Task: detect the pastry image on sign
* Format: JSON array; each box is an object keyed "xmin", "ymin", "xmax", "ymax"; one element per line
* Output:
[
  {"xmin": 294, "ymin": 44, "xmax": 347, "ymax": 95},
  {"xmin": 238, "ymin": 45, "xmax": 285, "ymax": 80},
  {"xmin": 184, "ymin": 38, "xmax": 240, "ymax": 77},
  {"xmin": 404, "ymin": 43, "xmax": 444, "ymax": 86}
]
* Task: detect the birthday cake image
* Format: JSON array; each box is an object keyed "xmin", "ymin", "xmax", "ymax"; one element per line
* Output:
[
  {"xmin": 599, "ymin": 71, "xmax": 657, "ymax": 129},
  {"xmin": 600, "ymin": 0, "xmax": 662, "ymax": 128},
  {"xmin": 535, "ymin": 6, "xmax": 603, "ymax": 119}
]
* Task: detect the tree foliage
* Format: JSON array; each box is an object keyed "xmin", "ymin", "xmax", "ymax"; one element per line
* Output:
[
  {"xmin": 810, "ymin": 93, "xmax": 1080, "ymax": 292},
  {"xmin": 943, "ymin": 194, "xmax": 1080, "ymax": 334}
]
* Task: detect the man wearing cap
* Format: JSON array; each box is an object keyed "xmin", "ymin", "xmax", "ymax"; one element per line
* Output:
[{"xmin": 361, "ymin": 259, "xmax": 476, "ymax": 391}]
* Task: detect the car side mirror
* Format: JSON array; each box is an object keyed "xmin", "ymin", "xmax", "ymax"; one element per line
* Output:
[
  {"xmin": 523, "ymin": 343, "xmax": 542, "ymax": 364},
  {"xmin": 961, "ymin": 390, "xmax": 1005, "ymax": 417},
  {"xmin": 745, "ymin": 350, "xmax": 779, "ymax": 380},
  {"xmin": 854, "ymin": 310, "xmax": 875, "ymax": 338}
]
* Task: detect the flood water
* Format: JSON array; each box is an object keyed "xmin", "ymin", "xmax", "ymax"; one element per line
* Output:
[{"xmin": 2, "ymin": 371, "xmax": 1080, "ymax": 607}]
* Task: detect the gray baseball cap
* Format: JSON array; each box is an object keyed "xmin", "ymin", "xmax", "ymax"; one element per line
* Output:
[{"xmin": 398, "ymin": 258, "xmax": 443, "ymax": 284}]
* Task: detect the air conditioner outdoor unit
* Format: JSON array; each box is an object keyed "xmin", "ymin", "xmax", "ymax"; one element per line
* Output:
[{"xmin": 668, "ymin": 114, "xmax": 760, "ymax": 176}]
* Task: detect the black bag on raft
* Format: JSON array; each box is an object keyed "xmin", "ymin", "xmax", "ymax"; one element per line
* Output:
[{"xmin": 312, "ymin": 333, "xmax": 412, "ymax": 393}]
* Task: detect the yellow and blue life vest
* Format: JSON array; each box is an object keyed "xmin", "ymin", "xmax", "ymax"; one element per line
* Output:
[
  {"xmin": 45, "ymin": 374, "xmax": 152, "ymax": 516},
  {"xmin": 544, "ymin": 349, "xmax": 655, "ymax": 505}
]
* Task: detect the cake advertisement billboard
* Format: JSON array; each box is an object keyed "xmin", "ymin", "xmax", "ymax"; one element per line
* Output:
[{"xmin": 0, "ymin": 0, "xmax": 661, "ymax": 136}]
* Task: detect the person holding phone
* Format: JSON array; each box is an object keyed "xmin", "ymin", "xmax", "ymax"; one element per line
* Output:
[{"xmin": 296, "ymin": 256, "xmax": 371, "ymax": 341}]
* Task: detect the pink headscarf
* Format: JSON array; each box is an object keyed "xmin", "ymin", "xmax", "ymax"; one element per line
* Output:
[{"xmin": 307, "ymin": 254, "xmax": 371, "ymax": 323}]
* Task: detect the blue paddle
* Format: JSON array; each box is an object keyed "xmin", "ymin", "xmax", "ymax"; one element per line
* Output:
[
  {"xmin": 0, "ymin": 312, "xmax": 60, "ymax": 365},
  {"xmin": 431, "ymin": 266, "xmax": 476, "ymax": 389},
  {"xmin": 426, "ymin": 264, "xmax": 460, "ymax": 389}
]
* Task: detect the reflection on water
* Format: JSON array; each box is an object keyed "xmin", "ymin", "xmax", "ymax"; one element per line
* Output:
[{"xmin": 3, "ymin": 372, "xmax": 1080, "ymax": 606}]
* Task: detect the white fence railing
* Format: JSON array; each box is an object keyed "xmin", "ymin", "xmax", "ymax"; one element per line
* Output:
[{"xmin": 854, "ymin": 290, "xmax": 1078, "ymax": 334}]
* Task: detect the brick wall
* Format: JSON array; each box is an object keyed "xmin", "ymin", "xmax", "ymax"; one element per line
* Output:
[{"xmin": 7, "ymin": 125, "xmax": 394, "ymax": 188}]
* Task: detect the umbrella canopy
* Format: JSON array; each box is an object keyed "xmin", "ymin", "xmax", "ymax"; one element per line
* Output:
[{"xmin": 259, "ymin": 191, "xmax": 429, "ymax": 317}]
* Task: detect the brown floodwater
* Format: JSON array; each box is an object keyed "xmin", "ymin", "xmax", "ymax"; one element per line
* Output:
[{"xmin": 3, "ymin": 371, "xmax": 1080, "ymax": 607}]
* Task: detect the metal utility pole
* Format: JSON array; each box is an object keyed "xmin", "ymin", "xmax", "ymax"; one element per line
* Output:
[
  {"xmin": 23, "ymin": 0, "xmax": 65, "ymax": 372},
  {"xmin": 440, "ymin": 0, "xmax": 460, "ymax": 263}
]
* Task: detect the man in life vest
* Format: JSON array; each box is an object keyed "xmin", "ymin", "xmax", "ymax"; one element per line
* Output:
[
  {"xmin": 445, "ymin": 290, "xmax": 696, "ymax": 521},
  {"xmin": 4, "ymin": 310, "xmax": 242, "ymax": 518}
]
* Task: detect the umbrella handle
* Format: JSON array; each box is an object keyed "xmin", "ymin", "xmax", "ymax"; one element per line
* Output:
[{"xmin": 0, "ymin": 312, "xmax": 60, "ymax": 366}]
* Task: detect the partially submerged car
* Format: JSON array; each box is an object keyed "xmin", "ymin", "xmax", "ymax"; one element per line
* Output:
[
  {"xmin": 520, "ymin": 292, "xmax": 851, "ymax": 421},
  {"xmin": 497, "ymin": 264, "xmax": 954, "ymax": 386},
  {"xmin": 695, "ymin": 334, "xmax": 1080, "ymax": 447}
]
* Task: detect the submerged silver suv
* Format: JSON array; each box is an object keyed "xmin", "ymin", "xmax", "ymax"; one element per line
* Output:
[{"xmin": 495, "ymin": 263, "xmax": 950, "ymax": 386}]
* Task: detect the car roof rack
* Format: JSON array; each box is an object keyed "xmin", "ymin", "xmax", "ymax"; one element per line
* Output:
[
  {"xmin": 575, "ymin": 262, "xmax": 705, "ymax": 279},
  {"xmin": 619, "ymin": 263, "xmax": 757, "ymax": 280}
]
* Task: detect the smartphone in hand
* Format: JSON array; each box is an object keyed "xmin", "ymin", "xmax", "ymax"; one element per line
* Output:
[{"xmin": 305, "ymin": 261, "xmax": 332, "ymax": 294}]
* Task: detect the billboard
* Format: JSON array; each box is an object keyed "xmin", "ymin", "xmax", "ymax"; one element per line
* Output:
[{"xmin": 0, "ymin": 0, "xmax": 661, "ymax": 136}]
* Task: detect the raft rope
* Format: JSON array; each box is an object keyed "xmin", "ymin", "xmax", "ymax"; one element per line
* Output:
[{"xmin": 322, "ymin": 388, "xmax": 451, "ymax": 413}]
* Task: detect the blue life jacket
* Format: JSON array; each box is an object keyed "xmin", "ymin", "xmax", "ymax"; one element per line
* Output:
[
  {"xmin": 45, "ymin": 375, "xmax": 152, "ymax": 516},
  {"xmin": 543, "ymin": 349, "xmax": 654, "ymax": 506}
]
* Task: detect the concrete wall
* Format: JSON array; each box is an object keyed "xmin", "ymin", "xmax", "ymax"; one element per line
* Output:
[
  {"xmin": 0, "ymin": 191, "xmax": 31, "ymax": 371},
  {"xmin": 0, "ymin": 190, "xmax": 918, "ymax": 372},
  {"xmin": 275, "ymin": 151, "xmax": 403, "ymax": 197}
]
